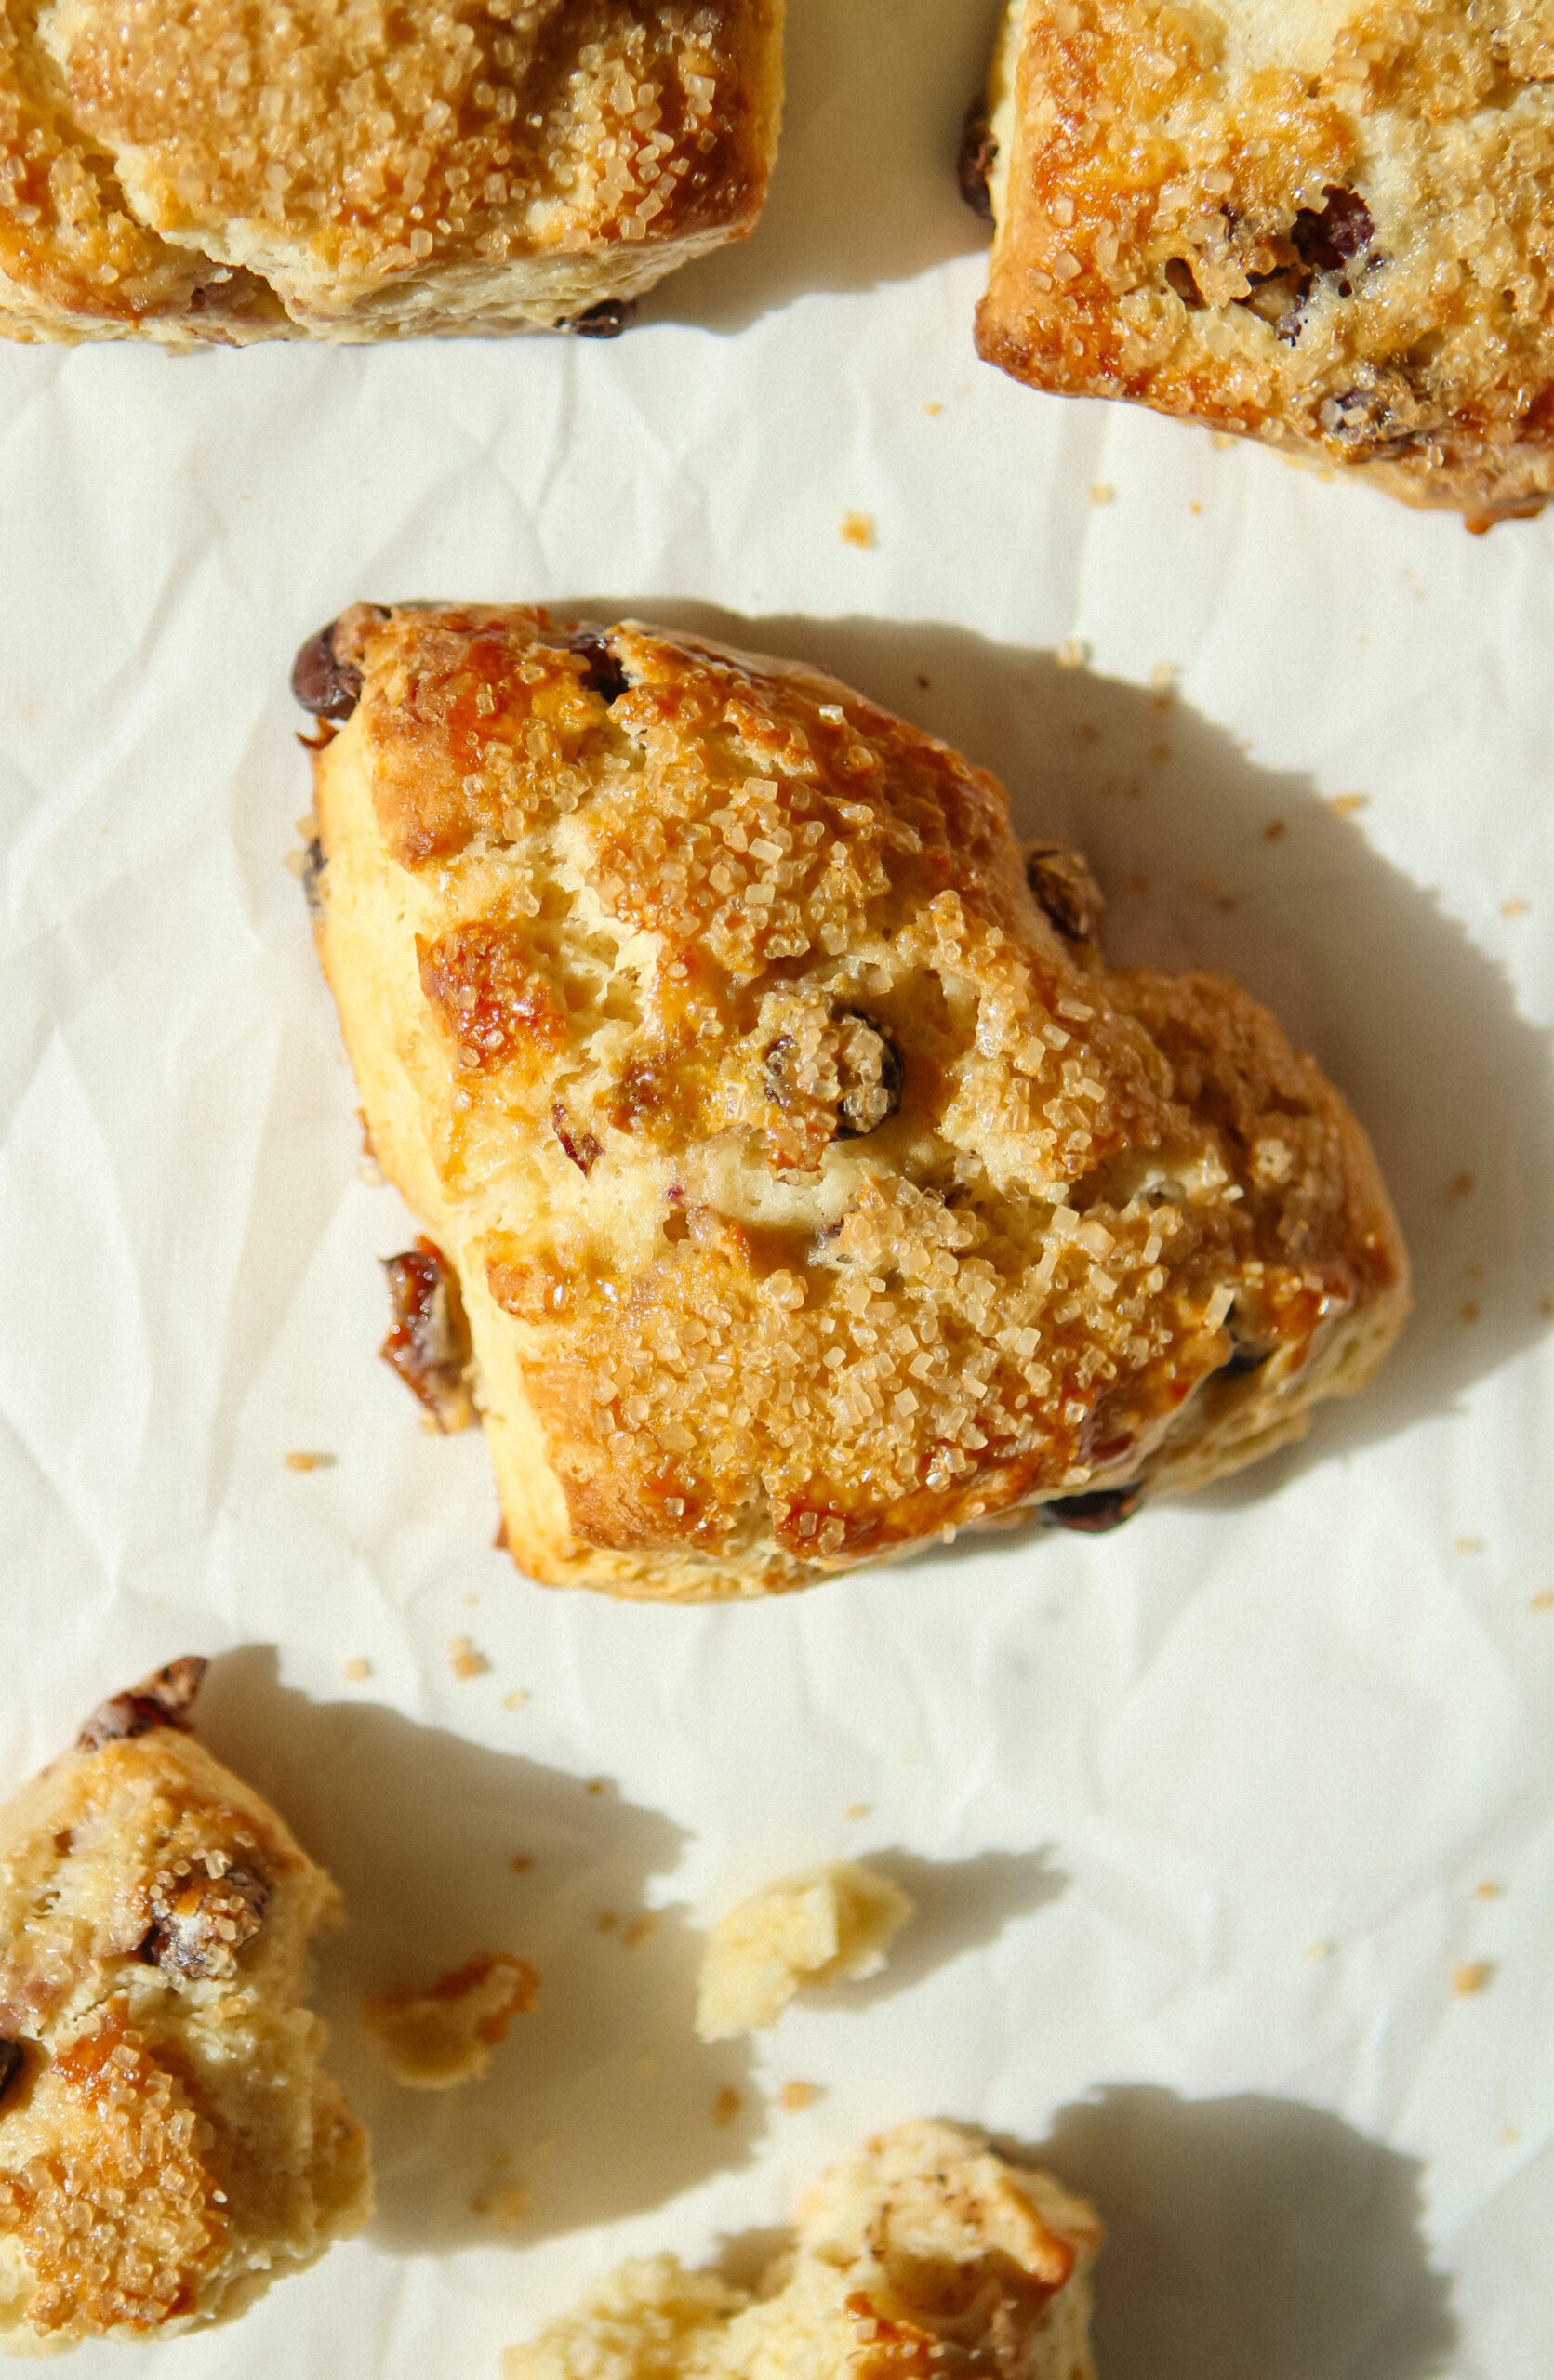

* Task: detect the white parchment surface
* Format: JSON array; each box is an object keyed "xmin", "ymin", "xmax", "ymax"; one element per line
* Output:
[{"xmin": 0, "ymin": 6, "xmax": 1549, "ymax": 2374}]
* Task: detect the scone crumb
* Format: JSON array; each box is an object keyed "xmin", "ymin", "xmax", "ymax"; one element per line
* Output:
[
  {"xmin": 1453, "ymin": 1961, "xmax": 1496, "ymax": 1998},
  {"xmin": 342, "ymin": 1657, "xmax": 372, "ymax": 1683},
  {"xmin": 1531, "ymin": 1592, "xmax": 1554, "ymax": 1613},
  {"xmin": 1264, "ymin": 819, "xmax": 1288, "ymax": 843},
  {"xmin": 1305, "ymin": 1938, "xmax": 1335, "ymax": 1962},
  {"xmin": 511, "ymin": 1854, "xmax": 535, "ymax": 1873},
  {"xmin": 696, "ymin": 1861, "xmax": 914, "ymax": 2040},
  {"xmin": 1449, "ymin": 1171, "xmax": 1477, "ymax": 1201},
  {"xmin": 1454, "ymin": 1536, "xmax": 1485, "ymax": 1555},
  {"xmin": 1088, "ymin": 483, "xmax": 1115, "ymax": 505},
  {"xmin": 366, "ymin": 1953, "xmax": 538, "ymax": 2087},
  {"xmin": 1328, "ymin": 792, "xmax": 1370, "ymax": 817},
  {"xmin": 284, "ymin": 1450, "xmax": 337, "ymax": 1473},
  {"xmin": 472, "ymin": 2178, "xmax": 533, "ymax": 2227},
  {"xmin": 449, "ymin": 1636, "xmax": 491, "ymax": 1681},
  {"xmin": 596, "ymin": 1911, "xmax": 618, "ymax": 1934},
  {"xmin": 1460, "ymin": 1302, "xmax": 1481, "ymax": 1326},
  {"xmin": 622, "ymin": 1913, "xmax": 658, "ymax": 1951},
  {"xmin": 1055, "ymin": 637, "xmax": 1091, "ymax": 669},
  {"xmin": 503, "ymin": 1688, "xmax": 531, "ymax": 1712},
  {"xmin": 1475, "ymin": 1882, "xmax": 1505, "ymax": 1901},
  {"xmin": 711, "ymin": 2086, "xmax": 744, "ymax": 2128},
  {"xmin": 840, "ymin": 511, "xmax": 876, "ymax": 550},
  {"xmin": 925, "ymin": 401, "xmax": 944, "ymax": 416},
  {"xmin": 780, "ymin": 2080, "xmax": 822, "ymax": 2111},
  {"xmin": 1501, "ymin": 898, "xmax": 1530, "ymax": 919},
  {"xmin": 845, "ymin": 1804, "xmax": 872, "ymax": 1821}
]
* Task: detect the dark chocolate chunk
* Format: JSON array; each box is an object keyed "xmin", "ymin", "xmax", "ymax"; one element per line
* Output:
[
  {"xmin": 566, "ymin": 299, "xmax": 637, "ymax": 339},
  {"xmin": 566, "ymin": 627, "xmax": 630, "ymax": 705},
  {"xmin": 957, "ymin": 99, "xmax": 998, "ymax": 223},
  {"xmin": 1293, "ymin": 186, "xmax": 1375, "ymax": 277},
  {"xmin": 77, "ymin": 1658, "xmax": 208, "ymax": 1752},
  {"xmin": 0, "ymin": 2040, "xmax": 23, "ymax": 2104},
  {"xmin": 292, "ymin": 619, "xmax": 371, "ymax": 721},
  {"xmin": 299, "ymin": 833, "xmax": 325, "ymax": 916},
  {"xmin": 1043, "ymin": 1485, "xmax": 1144, "ymax": 1535}
]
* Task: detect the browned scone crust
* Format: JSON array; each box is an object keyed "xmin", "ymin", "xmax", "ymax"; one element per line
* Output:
[
  {"xmin": 302, "ymin": 603, "xmax": 1408, "ymax": 1601},
  {"xmin": 0, "ymin": 1660, "xmax": 371, "ymax": 2348},
  {"xmin": 975, "ymin": 1, "xmax": 1554, "ymax": 524},
  {"xmin": 0, "ymin": 1, "xmax": 783, "ymax": 346}
]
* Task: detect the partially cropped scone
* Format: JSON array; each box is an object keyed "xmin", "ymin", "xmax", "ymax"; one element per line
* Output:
[
  {"xmin": 0, "ymin": 2, "xmax": 783, "ymax": 346},
  {"xmin": 971, "ymin": 2, "xmax": 1554, "ymax": 524},
  {"xmin": 503, "ymin": 2119, "xmax": 1102, "ymax": 2380},
  {"xmin": 299, "ymin": 603, "xmax": 1408, "ymax": 1599},
  {"xmin": 0, "ymin": 1660, "xmax": 371, "ymax": 2349}
]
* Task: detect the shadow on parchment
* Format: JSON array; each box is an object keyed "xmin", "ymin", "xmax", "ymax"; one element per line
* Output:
[
  {"xmin": 843, "ymin": 1847, "xmax": 1067, "ymax": 2007},
  {"xmin": 650, "ymin": 0, "xmax": 1001, "ymax": 334},
  {"xmin": 557, "ymin": 599, "xmax": 1554, "ymax": 1506},
  {"xmin": 197, "ymin": 1646, "xmax": 762, "ymax": 2251},
  {"xmin": 1028, "ymin": 2085, "xmax": 1456, "ymax": 2380}
]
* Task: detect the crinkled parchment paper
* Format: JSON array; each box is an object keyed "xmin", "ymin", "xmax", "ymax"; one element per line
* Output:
[{"xmin": 0, "ymin": 5, "xmax": 1548, "ymax": 2374}]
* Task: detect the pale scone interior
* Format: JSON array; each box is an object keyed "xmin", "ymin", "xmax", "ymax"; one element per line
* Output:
[
  {"xmin": 0, "ymin": 1661, "xmax": 371, "ymax": 2348},
  {"xmin": 503, "ymin": 2119, "xmax": 1102, "ymax": 2380}
]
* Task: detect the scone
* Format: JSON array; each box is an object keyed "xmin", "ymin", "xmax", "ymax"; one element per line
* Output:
[
  {"xmin": 502, "ymin": 2119, "xmax": 1102, "ymax": 2380},
  {"xmin": 970, "ymin": 2, "xmax": 1554, "ymax": 524},
  {"xmin": 0, "ymin": 2, "xmax": 783, "ymax": 346},
  {"xmin": 299, "ymin": 602, "xmax": 1408, "ymax": 1600},
  {"xmin": 0, "ymin": 1659, "xmax": 371, "ymax": 2349}
]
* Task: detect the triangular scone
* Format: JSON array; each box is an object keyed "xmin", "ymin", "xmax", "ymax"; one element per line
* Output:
[
  {"xmin": 299, "ymin": 603, "xmax": 1408, "ymax": 1599},
  {"xmin": 504, "ymin": 2119, "xmax": 1102, "ymax": 2380},
  {"xmin": 0, "ymin": 1659, "xmax": 371, "ymax": 2350}
]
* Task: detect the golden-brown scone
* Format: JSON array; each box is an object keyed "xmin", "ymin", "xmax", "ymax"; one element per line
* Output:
[
  {"xmin": 971, "ymin": 2, "xmax": 1554, "ymax": 524},
  {"xmin": 0, "ymin": 1659, "xmax": 371, "ymax": 2350},
  {"xmin": 501, "ymin": 2119, "xmax": 1102, "ymax": 2380},
  {"xmin": 0, "ymin": 1, "xmax": 783, "ymax": 346},
  {"xmin": 299, "ymin": 602, "xmax": 1408, "ymax": 1601}
]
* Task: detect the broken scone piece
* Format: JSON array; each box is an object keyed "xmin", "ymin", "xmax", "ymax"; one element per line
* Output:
[
  {"xmin": 696, "ymin": 1863, "xmax": 912, "ymax": 2040},
  {"xmin": 366, "ymin": 1952, "xmax": 538, "ymax": 2090},
  {"xmin": 0, "ymin": 1659, "xmax": 371, "ymax": 2349},
  {"xmin": 503, "ymin": 2119, "xmax": 1101, "ymax": 2380},
  {"xmin": 299, "ymin": 603, "xmax": 1407, "ymax": 1598},
  {"xmin": 0, "ymin": 1, "xmax": 784, "ymax": 346},
  {"xmin": 972, "ymin": 3, "xmax": 1554, "ymax": 523}
]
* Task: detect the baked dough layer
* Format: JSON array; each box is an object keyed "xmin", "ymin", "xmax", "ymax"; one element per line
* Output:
[
  {"xmin": 302, "ymin": 602, "xmax": 1408, "ymax": 1600},
  {"xmin": 976, "ymin": 1, "xmax": 1554, "ymax": 524},
  {"xmin": 0, "ymin": 1660, "xmax": 371, "ymax": 2348},
  {"xmin": 1, "ymin": 1, "xmax": 783, "ymax": 345},
  {"xmin": 502, "ymin": 2120, "xmax": 1102, "ymax": 2380}
]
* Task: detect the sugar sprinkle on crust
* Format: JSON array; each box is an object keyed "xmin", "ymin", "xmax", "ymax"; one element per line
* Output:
[
  {"xmin": 976, "ymin": 1, "xmax": 1554, "ymax": 523},
  {"xmin": 303, "ymin": 602, "xmax": 1408, "ymax": 1600},
  {"xmin": 1, "ymin": 2, "xmax": 784, "ymax": 346}
]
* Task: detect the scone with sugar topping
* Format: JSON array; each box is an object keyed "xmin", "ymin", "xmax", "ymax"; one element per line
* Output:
[
  {"xmin": 970, "ymin": 2, "xmax": 1554, "ymax": 524},
  {"xmin": 503, "ymin": 2118, "xmax": 1102, "ymax": 2380},
  {"xmin": 299, "ymin": 602, "xmax": 1407, "ymax": 1599},
  {"xmin": 1, "ymin": 2, "xmax": 783, "ymax": 346},
  {"xmin": 0, "ymin": 1659, "xmax": 371, "ymax": 2348}
]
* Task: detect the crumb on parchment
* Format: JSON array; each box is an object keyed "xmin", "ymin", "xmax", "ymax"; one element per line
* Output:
[
  {"xmin": 343, "ymin": 1657, "xmax": 372, "ymax": 1683},
  {"xmin": 696, "ymin": 1862, "xmax": 913, "ymax": 2041},
  {"xmin": 840, "ymin": 511, "xmax": 876, "ymax": 549},
  {"xmin": 711, "ymin": 2086, "xmax": 744, "ymax": 2128},
  {"xmin": 1453, "ymin": 1961, "xmax": 1496, "ymax": 1998},
  {"xmin": 780, "ymin": 2080, "xmax": 822, "ymax": 2111},
  {"xmin": 285, "ymin": 1450, "xmax": 337, "ymax": 1472},
  {"xmin": 367, "ymin": 1953, "xmax": 538, "ymax": 2087},
  {"xmin": 449, "ymin": 1636, "xmax": 491, "ymax": 1680}
]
